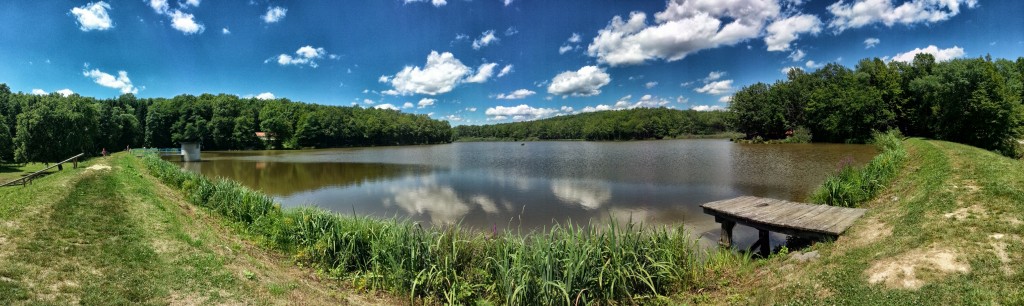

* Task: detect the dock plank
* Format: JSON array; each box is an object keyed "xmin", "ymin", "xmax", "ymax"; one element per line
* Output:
[{"xmin": 701, "ymin": 196, "xmax": 866, "ymax": 237}]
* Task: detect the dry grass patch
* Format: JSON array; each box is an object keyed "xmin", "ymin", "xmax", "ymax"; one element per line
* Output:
[{"xmin": 865, "ymin": 245, "xmax": 970, "ymax": 290}]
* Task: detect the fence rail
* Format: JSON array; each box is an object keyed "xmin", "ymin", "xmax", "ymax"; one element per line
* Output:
[{"xmin": 1, "ymin": 153, "xmax": 85, "ymax": 187}]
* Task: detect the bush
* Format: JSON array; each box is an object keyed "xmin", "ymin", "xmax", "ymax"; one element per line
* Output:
[{"xmin": 811, "ymin": 130, "xmax": 907, "ymax": 207}]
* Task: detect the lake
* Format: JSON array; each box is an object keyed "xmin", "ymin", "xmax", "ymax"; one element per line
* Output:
[{"xmin": 179, "ymin": 140, "xmax": 877, "ymax": 248}]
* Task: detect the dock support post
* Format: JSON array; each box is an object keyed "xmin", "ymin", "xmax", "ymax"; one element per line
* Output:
[
  {"xmin": 758, "ymin": 229, "xmax": 770, "ymax": 257},
  {"xmin": 719, "ymin": 220, "xmax": 735, "ymax": 247}
]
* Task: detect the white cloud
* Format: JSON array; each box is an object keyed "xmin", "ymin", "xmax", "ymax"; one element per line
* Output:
[
  {"xmin": 148, "ymin": 0, "xmax": 168, "ymax": 14},
  {"xmin": 781, "ymin": 66, "xmax": 801, "ymax": 74},
  {"xmin": 385, "ymin": 51, "xmax": 471, "ymax": 96},
  {"xmin": 805, "ymin": 60, "xmax": 822, "ymax": 68},
  {"xmin": 587, "ymin": 0, "xmax": 782, "ymax": 66},
  {"xmin": 547, "ymin": 65, "xmax": 611, "ymax": 97},
  {"xmin": 485, "ymin": 104, "xmax": 559, "ymax": 120},
  {"xmin": 418, "ymin": 98, "xmax": 436, "ymax": 108},
  {"xmin": 274, "ymin": 46, "xmax": 327, "ymax": 68},
  {"xmin": 503, "ymin": 0, "xmax": 513, "ymax": 6},
  {"xmin": 55, "ymin": 89, "xmax": 74, "ymax": 97},
  {"xmin": 402, "ymin": 102, "xmax": 415, "ymax": 109},
  {"xmin": 695, "ymin": 80, "xmax": 733, "ymax": 95},
  {"xmin": 83, "ymin": 69, "xmax": 137, "ymax": 94},
  {"xmin": 828, "ymin": 0, "xmax": 978, "ymax": 33},
  {"xmin": 645, "ymin": 81, "xmax": 658, "ymax": 89},
  {"xmin": 691, "ymin": 105, "xmax": 725, "ymax": 111},
  {"xmin": 558, "ymin": 45, "xmax": 574, "ymax": 54},
  {"xmin": 183, "ymin": 0, "xmax": 200, "ymax": 7},
  {"xmin": 764, "ymin": 14, "xmax": 821, "ymax": 51},
  {"xmin": 222, "ymin": 27, "xmax": 230, "ymax": 34},
  {"xmin": 581, "ymin": 105, "xmax": 613, "ymax": 113},
  {"xmin": 497, "ymin": 64, "xmax": 513, "ymax": 77},
  {"xmin": 31, "ymin": 89, "xmax": 48, "ymax": 96},
  {"xmin": 256, "ymin": 92, "xmax": 275, "ymax": 100},
  {"xmin": 580, "ymin": 95, "xmax": 671, "ymax": 113},
  {"xmin": 864, "ymin": 37, "xmax": 880, "ymax": 49},
  {"xmin": 404, "ymin": 0, "xmax": 447, "ymax": 7},
  {"xmin": 505, "ymin": 26, "xmax": 518, "ymax": 36},
  {"xmin": 495, "ymin": 89, "xmax": 536, "ymax": 100},
  {"xmin": 374, "ymin": 103, "xmax": 399, "ymax": 110},
  {"xmin": 719, "ymin": 95, "xmax": 733, "ymax": 103},
  {"xmin": 445, "ymin": 114, "xmax": 463, "ymax": 122},
  {"xmin": 568, "ymin": 33, "xmax": 582, "ymax": 43},
  {"xmin": 363, "ymin": 99, "xmax": 375, "ymax": 105},
  {"xmin": 71, "ymin": 2, "xmax": 113, "ymax": 31},
  {"xmin": 551, "ymin": 179, "xmax": 611, "ymax": 209},
  {"xmin": 262, "ymin": 6, "xmax": 287, "ymax": 23},
  {"xmin": 890, "ymin": 45, "xmax": 965, "ymax": 63},
  {"xmin": 169, "ymin": 10, "xmax": 204, "ymax": 34},
  {"xmin": 705, "ymin": 71, "xmax": 726, "ymax": 82},
  {"xmin": 465, "ymin": 62, "xmax": 498, "ymax": 83},
  {"xmin": 788, "ymin": 49, "xmax": 806, "ymax": 61},
  {"xmin": 472, "ymin": 30, "xmax": 499, "ymax": 50}
]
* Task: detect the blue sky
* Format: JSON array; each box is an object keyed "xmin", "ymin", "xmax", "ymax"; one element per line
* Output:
[{"xmin": 1, "ymin": 0, "xmax": 1022, "ymax": 125}]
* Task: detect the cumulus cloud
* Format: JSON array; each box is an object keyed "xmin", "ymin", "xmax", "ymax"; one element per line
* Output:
[
  {"xmin": 691, "ymin": 105, "xmax": 725, "ymax": 111},
  {"xmin": 485, "ymin": 104, "xmax": 559, "ymax": 121},
  {"xmin": 805, "ymin": 60, "xmax": 821, "ymax": 68},
  {"xmin": 465, "ymin": 62, "xmax": 498, "ymax": 83},
  {"xmin": 466, "ymin": 107, "xmax": 477, "ymax": 112},
  {"xmin": 495, "ymin": 89, "xmax": 536, "ymax": 100},
  {"xmin": 472, "ymin": 30, "xmax": 499, "ymax": 50},
  {"xmin": 417, "ymin": 98, "xmax": 436, "ymax": 108},
  {"xmin": 148, "ymin": 0, "xmax": 169, "ymax": 14},
  {"xmin": 402, "ymin": 102, "xmax": 414, "ymax": 109},
  {"xmin": 374, "ymin": 103, "xmax": 399, "ymax": 110},
  {"xmin": 559, "ymin": 45, "xmax": 574, "ymax": 54},
  {"xmin": 71, "ymin": 2, "xmax": 113, "ymax": 31},
  {"xmin": 385, "ymin": 51, "xmax": 471, "ymax": 96},
  {"xmin": 560, "ymin": 33, "xmax": 583, "ymax": 54},
  {"xmin": 645, "ymin": 81, "xmax": 658, "ymax": 89},
  {"xmin": 719, "ymin": 95, "xmax": 733, "ymax": 103},
  {"xmin": 83, "ymin": 69, "xmax": 138, "ymax": 94},
  {"xmin": 31, "ymin": 89, "xmax": 48, "ymax": 96},
  {"xmin": 55, "ymin": 89, "xmax": 75, "ymax": 97},
  {"xmin": 788, "ymin": 49, "xmax": 806, "ymax": 61},
  {"xmin": 580, "ymin": 95, "xmax": 671, "ymax": 113},
  {"xmin": 551, "ymin": 179, "xmax": 612, "ymax": 209},
  {"xmin": 828, "ymin": 0, "xmax": 978, "ymax": 33},
  {"xmin": 781, "ymin": 66, "xmax": 801, "ymax": 74},
  {"xmin": 503, "ymin": 0, "xmax": 513, "ymax": 6},
  {"xmin": 547, "ymin": 65, "xmax": 611, "ymax": 97},
  {"xmin": 587, "ymin": 0, "xmax": 783, "ymax": 66},
  {"xmin": 695, "ymin": 80, "xmax": 733, "ymax": 95},
  {"xmin": 864, "ymin": 37, "xmax": 880, "ymax": 48},
  {"xmin": 404, "ymin": 0, "xmax": 448, "ymax": 7},
  {"xmin": 890, "ymin": 45, "xmax": 965, "ymax": 63},
  {"xmin": 704, "ymin": 71, "xmax": 726, "ymax": 82},
  {"xmin": 497, "ymin": 64, "xmax": 513, "ymax": 77},
  {"xmin": 764, "ymin": 14, "xmax": 821, "ymax": 51},
  {"xmin": 256, "ymin": 92, "xmax": 275, "ymax": 100},
  {"xmin": 274, "ymin": 46, "xmax": 327, "ymax": 68},
  {"xmin": 262, "ymin": 6, "xmax": 287, "ymax": 23},
  {"xmin": 169, "ymin": 10, "xmax": 204, "ymax": 34}
]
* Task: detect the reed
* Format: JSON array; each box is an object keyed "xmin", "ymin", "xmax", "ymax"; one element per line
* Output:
[
  {"xmin": 810, "ymin": 130, "xmax": 907, "ymax": 207},
  {"xmin": 141, "ymin": 154, "xmax": 740, "ymax": 304}
]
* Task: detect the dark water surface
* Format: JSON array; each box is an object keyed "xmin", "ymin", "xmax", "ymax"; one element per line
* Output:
[{"xmin": 180, "ymin": 140, "xmax": 876, "ymax": 247}]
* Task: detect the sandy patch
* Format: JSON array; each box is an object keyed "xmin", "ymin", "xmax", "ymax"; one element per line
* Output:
[
  {"xmin": 990, "ymin": 233, "xmax": 1014, "ymax": 276},
  {"xmin": 846, "ymin": 218, "xmax": 892, "ymax": 247},
  {"xmin": 943, "ymin": 205, "xmax": 987, "ymax": 221},
  {"xmin": 865, "ymin": 246, "xmax": 970, "ymax": 290},
  {"xmin": 86, "ymin": 165, "xmax": 112, "ymax": 171}
]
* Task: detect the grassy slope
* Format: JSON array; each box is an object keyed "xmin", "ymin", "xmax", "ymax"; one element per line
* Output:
[
  {"xmin": 721, "ymin": 138, "xmax": 1024, "ymax": 304},
  {"xmin": 0, "ymin": 154, "xmax": 392, "ymax": 305}
]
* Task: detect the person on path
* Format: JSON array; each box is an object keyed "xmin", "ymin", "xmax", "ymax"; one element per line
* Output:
[{"xmin": 102, "ymin": 148, "xmax": 108, "ymax": 157}]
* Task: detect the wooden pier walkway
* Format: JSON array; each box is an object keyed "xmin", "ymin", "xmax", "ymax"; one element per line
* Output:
[{"xmin": 701, "ymin": 196, "xmax": 866, "ymax": 256}]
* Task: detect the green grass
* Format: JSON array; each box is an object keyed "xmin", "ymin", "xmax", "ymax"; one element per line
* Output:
[
  {"xmin": 0, "ymin": 163, "xmax": 49, "ymax": 183},
  {"xmin": 0, "ymin": 154, "xmax": 361, "ymax": 304},
  {"xmin": 730, "ymin": 138, "xmax": 1024, "ymax": 305},
  {"xmin": 811, "ymin": 130, "xmax": 907, "ymax": 207},
  {"xmin": 141, "ymin": 153, "xmax": 750, "ymax": 304}
]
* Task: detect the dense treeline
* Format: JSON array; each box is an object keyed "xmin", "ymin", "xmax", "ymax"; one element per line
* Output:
[
  {"xmin": 454, "ymin": 108, "xmax": 734, "ymax": 141},
  {"xmin": 0, "ymin": 84, "xmax": 452, "ymax": 163},
  {"xmin": 732, "ymin": 54, "xmax": 1024, "ymax": 157}
]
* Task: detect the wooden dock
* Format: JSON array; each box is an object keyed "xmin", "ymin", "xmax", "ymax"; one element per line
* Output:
[{"xmin": 701, "ymin": 196, "xmax": 866, "ymax": 256}]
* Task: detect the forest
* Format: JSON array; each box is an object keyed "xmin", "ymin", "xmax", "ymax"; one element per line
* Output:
[
  {"xmin": 731, "ymin": 54, "xmax": 1024, "ymax": 157},
  {"xmin": 454, "ymin": 108, "xmax": 734, "ymax": 141},
  {"xmin": 0, "ymin": 86, "xmax": 452, "ymax": 163}
]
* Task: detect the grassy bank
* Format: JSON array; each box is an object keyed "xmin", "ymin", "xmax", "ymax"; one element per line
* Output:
[
  {"xmin": 0, "ymin": 154, "xmax": 388, "ymax": 304},
  {"xmin": 722, "ymin": 138, "xmax": 1024, "ymax": 304},
  {"xmin": 141, "ymin": 154, "xmax": 750, "ymax": 304},
  {"xmin": 811, "ymin": 131, "xmax": 907, "ymax": 207}
]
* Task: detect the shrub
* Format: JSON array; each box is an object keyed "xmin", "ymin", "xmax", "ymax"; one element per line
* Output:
[{"xmin": 811, "ymin": 130, "xmax": 907, "ymax": 207}]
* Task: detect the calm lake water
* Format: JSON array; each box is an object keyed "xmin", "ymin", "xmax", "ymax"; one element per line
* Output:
[{"xmin": 179, "ymin": 140, "xmax": 876, "ymax": 248}]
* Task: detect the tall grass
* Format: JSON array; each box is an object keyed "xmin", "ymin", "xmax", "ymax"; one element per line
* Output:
[
  {"xmin": 141, "ymin": 155, "xmax": 740, "ymax": 304},
  {"xmin": 811, "ymin": 130, "xmax": 907, "ymax": 207}
]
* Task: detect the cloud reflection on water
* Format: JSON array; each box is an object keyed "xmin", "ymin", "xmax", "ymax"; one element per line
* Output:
[{"xmin": 550, "ymin": 178, "xmax": 612, "ymax": 209}]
